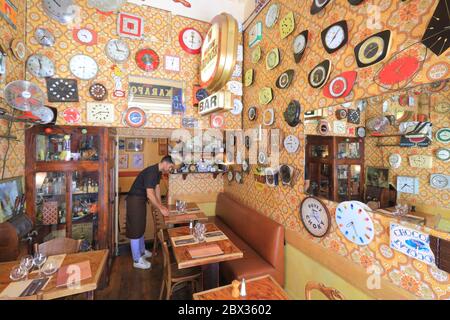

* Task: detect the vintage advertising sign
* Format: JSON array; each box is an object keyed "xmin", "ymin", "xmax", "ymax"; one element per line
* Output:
[
  {"xmin": 198, "ymin": 91, "xmax": 232, "ymax": 116},
  {"xmin": 390, "ymin": 222, "xmax": 435, "ymax": 266}
]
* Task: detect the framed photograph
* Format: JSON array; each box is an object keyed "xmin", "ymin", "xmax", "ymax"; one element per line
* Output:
[
  {"xmin": 0, "ymin": 176, "xmax": 23, "ymax": 223},
  {"xmin": 125, "ymin": 138, "xmax": 144, "ymax": 152},
  {"xmin": 119, "ymin": 139, "xmax": 125, "ymax": 150},
  {"xmin": 366, "ymin": 167, "xmax": 389, "ymax": 189},
  {"xmin": 118, "ymin": 154, "xmax": 128, "ymax": 169},
  {"xmin": 158, "ymin": 139, "xmax": 168, "ymax": 156},
  {"xmin": 132, "ymin": 153, "xmax": 144, "ymax": 169}
]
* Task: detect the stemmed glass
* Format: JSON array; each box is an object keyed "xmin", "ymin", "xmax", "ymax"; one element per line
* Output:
[
  {"xmin": 9, "ymin": 265, "xmax": 28, "ymax": 281},
  {"xmin": 33, "ymin": 252, "xmax": 47, "ymax": 278},
  {"xmin": 42, "ymin": 260, "xmax": 58, "ymax": 276},
  {"xmin": 20, "ymin": 255, "xmax": 34, "ymax": 280}
]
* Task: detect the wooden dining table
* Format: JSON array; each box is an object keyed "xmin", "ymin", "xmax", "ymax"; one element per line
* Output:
[
  {"xmin": 168, "ymin": 223, "xmax": 243, "ymax": 290},
  {"xmin": 193, "ymin": 275, "xmax": 289, "ymax": 300},
  {"xmin": 0, "ymin": 249, "xmax": 108, "ymax": 300},
  {"xmin": 164, "ymin": 202, "xmax": 209, "ymax": 225}
]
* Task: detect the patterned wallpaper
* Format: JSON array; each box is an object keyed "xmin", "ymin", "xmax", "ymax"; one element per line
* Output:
[
  {"xmin": 25, "ymin": 0, "xmax": 242, "ymax": 130},
  {"xmin": 169, "ymin": 173, "xmax": 224, "ymax": 199},
  {"xmin": 0, "ymin": 0, "xmax": 26, "ymax": 179},
  {"xmin": 225, "ymin": 0, "xmax": 450, "ymax": 299}
]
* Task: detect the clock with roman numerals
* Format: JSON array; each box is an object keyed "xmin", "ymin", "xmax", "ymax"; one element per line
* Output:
[{"xmin": 300, "ymin": 197, "xmax": 331, "ymax": 238}]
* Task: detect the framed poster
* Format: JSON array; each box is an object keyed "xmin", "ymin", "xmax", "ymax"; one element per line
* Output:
[
  {"xmin": 132, "ymin": 153, "xmax": 144, "ymax": 169},
  {"xmin": 366, "ymin": 167, "xmax": 389, "ymax": 188},
  {"xmin": 118, "ymin": 154, "xmax": 128, "ymax": 169},
  {"xmin": 125, "ymin": 138, "xmax": 144, "ymax": 152}
]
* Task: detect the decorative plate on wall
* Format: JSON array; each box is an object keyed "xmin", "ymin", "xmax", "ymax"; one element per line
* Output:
[{"xmin": 300, "ymin": 197, "xmax": 331, "ymax": 238}]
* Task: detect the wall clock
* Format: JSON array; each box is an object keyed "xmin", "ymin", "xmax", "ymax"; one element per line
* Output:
[
  {"xmin": 244, "ymin": 69, "xmax": 254, "ymax": 87},
  {"xmin": 248, "ymin": 107, "xmax": 257, "ymax": 121},
  {"xmin": 284, "ymin": 135, "xmax": 300, "ymax": 153},
  {"xmin": 42, "ymin": 0, "xmax": 76, "ymax": 24},
  {"xmin": 265, "ymin": 3, "xmax": 280, "ymax": 28},
  {"xmin": 421, "ymin": 0, "xmax": 449, "ymax": 56},
  {"xmin": 248, "ymin": 22, "xmax": 263, "ymax": 48},
  {"xmin": 436, "ymin": 148, "xmax": 450, "ymax": 162},
  {"xmin": 89, "ymin": 83, "xmax": 107, "ymax": 101},
  {"xmin": 293, "ymin": 30, "xmax": 308, "ymax": 64},
  {"xmin": 280, "ymin": 11, "xmax": 295, "ymax": 40},
  {"xmin": 335, "ymin": 109, "xmax": 347, "ymax": 120},
  {"xmin": 211, "ymin": 113, "xmax": 225, "ymax": 129},
  {"xmin": 276, "ymin": 69, "xmax": 294, "ymax": 89},
  {"xmin": 284, "ymin": 100, "xmax": 301, "ymax": 127},
  {"xmin": 179, "ymin": 27, "xmax": 203, "ymax": 54},
  {"xmin": 356, "ymin": 127, "xmax": 366, "ymax": 138},
  {"xmin": 235, "ymin": 172, "xmax": 243, "ymax": 184},
  {"xmin": 46, "ymin": 78, "xmax": 79, "ymax": 102},
  {"xmin": 300, "ymin": 197, "xmax": 331, "ymax": 238},
  {"xmin": 321, "ymin": 20, "xmax": 348, "ymax": 54},
  {"xmin": 280, "ymin": 165, "xmax": 294, "ymax": 186},
  {"xmin": 347, "ymin": 109, "xmax": 360, "ymax": 125},
  {"xmin": 231, "ymin": 99, "xmax": 243, "ymax": 115},
  {"xmin": 409, "ymin": 155, "xmax": 433, "ymax": 169},
  {"xmin": 263, "ymin": 109, "xmax": 275, "ymax": 126},
  {"xmin": 117, "ymin": 12, "xmax": 144, "ymax": 39},
  {"xmin": 62, "ymin": 108, "xmax": 81, "ymax": 124},
  {"xmin": 436, "ymin": 128, "xmax": 450, "ymax": 144},
  {"xmin": 227, "ymin": 171, "xmax": 234, "ymax": 183},
  {"xmin": 135, "ymin": 49, "xmax": 160, "ymax": 72},
  {"xmin": 87, "ymin": 102, "xmax": 115, "ymax": 123},
  {"xmin": 266, "ymin": 48, "xmax": 280, "ymax": 70},
  {"xmin": 69, "ymin": 55, "xmax": 98, "ymax": 80},
  {"xmin": 397, "ymin": 176, "xmax": 420, "ymax": 194},
  {"xmin": 232, "ymin": 64, "xmax": 242, "ymax": 77},
  {"xmin": 389, "ymin": 154, "xmax": 402, "ymax": 169},
  {"xmin": 336, "ymin": 201, "xmax": 374, "ymax": 246},
  {"xmin": 323, "ymin": 71, "xmax": 357, "ymax": 99},
  {"xmin": 308, "ymin": 60, "xmax": 331, "ymax": 89},
  {"xmin": 354, "ymin": 30, "xmax": 391, "ymax": 68},
  {"xmin": 258, "ymin": 151, "xmax": 267, "ymax": 165},
  {"xmin": 259, "ymin": 87, "xmax": 273, "ymax": 105},
  {"xmin": 348, "ymin": 0, "xmax": 365, "ymax": 4},
  {"xmin": 318, "ymin": 120, "xmax": 330, "ymax": 135},
  {"xmin": 435, "ymin": 102, "xmax": 449, "ymax": 114},
  {"xmin": 251, "ymin": 46, "xmax": 262, "ymax": 63},
  {"xmin": 164, "ymin": 55, "xmax": 181, "ymax": 72},
  {"xmin": 26, "ymin": 54, "xmax": 55, "ymax": 78},
  {"xmin": 124, "ymin": 107, "xmax": 146, "ymax": 128},
  {"xmin": 73, "ymin": 28, "xmax": 97, "ymax": 46},
  {"xmin": 10, "ymin": 39, "xmax": 26, "ymax": 61},
  {"xmin": 32, "ymin": 106, "xmax": 55, "ymax": 124},
  {"xmin": 242, "ymin": 159, "xmax": 250, "ymax": 173},
  {"xmin": 227, "ymin": 81, "xmax": 242, "ymax": 96},
  {"xmin": 333, "ymin": 121, "xmax": 346, "ymax": 134},
  {"xmin": 265, "ymin": 168, "xmax": 279, "ymax": 187},
  {"xmin": 34, "ymin": 28, "xmax": 55, "ymax": 47},
  {"xmin": 105, "ymin": 39, "xmax": 130, "ymax": 63},
  {"xmin": 430, "ymin": 174, "xmax": 449, "ymax": 190},
  {"xmin": 193, "ymin": 86, "xmax": 208, "ymax": 105},
  {"xmin": 310, "ymin": 0, "xmax": 332, "ymax": 15}
]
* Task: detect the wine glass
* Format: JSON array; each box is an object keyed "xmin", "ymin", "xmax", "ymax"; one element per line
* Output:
[
  {"xmin": 20, "ymin": 255, "xmax": 34, "ymax": 280},
  {"xmin": 33, "ymin": 252, "xmax": 47, "ymax": 278},
  {"xmin": 42, "ymin": 260, "xmax": 58, "ymax": 276},
  {"xmin": 9, "ymin": 265, "xmax": 28, "ymax": 281}
]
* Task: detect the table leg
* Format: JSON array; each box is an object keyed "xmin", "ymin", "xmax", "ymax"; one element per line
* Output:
[{"xmin": 201, "ymin": 263, "xmax": 219, "ymax": 290}]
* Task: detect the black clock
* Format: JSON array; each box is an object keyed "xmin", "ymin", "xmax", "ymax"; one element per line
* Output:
[
  {"xmin": 348, "ymin": 0, "xmax": 365, "ymax": 5},
  {"xmin": 321, "ymin": 20, "xmax": 348, "ymax": 54},
  {"xmin": 89, "ymin": 83, "xmax": 107, "ymax": 101},
  {"xmin": 421, "ymin": 0, "xmax": 450, "ymax": 56},
  {"xmin": 293, "ymin": 30, "xmax": 309, "ymax": 64},
  {"xmin": 283, "ymin": 100, "xmax": 301, "ymax": 127},
  {"xmin": 310, "ymin": 0, "xmax": 332, "ymax": 15},
  {"xmin": 248, "ymin": 107, "xmax": 257, "ymax": 121},
  {"xmin": 354, "ymin": 30, "xmax": 391, "ymax": 68},
  {"xmin": 46, "ymin": 78, "xmax": 79, "ymax": 103},
  {"xmin": 276, "ymin": 69, "xmax": 294, "ymax": 89},
  {"xmin": 308, "ymin": 60, "xmax": 331, "ymax": 89},
  {"xmin": 347, "ymin": 109, "xmax": 361, "ymax": 124}
]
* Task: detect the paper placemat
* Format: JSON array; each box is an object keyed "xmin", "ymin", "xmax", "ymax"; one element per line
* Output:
[
  {"xmin": 205, "ymin": 231, "xmax": 229, "ymax": 243},
  {"xmin": 30, "ymin": 254, "xmax": 66, "ymax": 274},
  {"xmin": 0, "ymin": 277, "xmax": 50, "ymax": 299},
  {"xmin": 188, "ymin": 244, "xmax": 224, "ymax": 259},
  {"xmin": 172, "ymin": 235, "xmax": 199, "ymax": 247}
]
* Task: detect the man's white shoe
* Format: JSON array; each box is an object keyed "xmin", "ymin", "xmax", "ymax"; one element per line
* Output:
[
  {"xmin": 133, "ymin": 257, "xmax": 151, "ymax": 270},
  {"xmin": 142, "ymin": 250, "xmax": 152, "ymax": 259}
]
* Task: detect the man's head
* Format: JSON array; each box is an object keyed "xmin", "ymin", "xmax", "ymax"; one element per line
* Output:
[{"xmin": 159, "ymin": 155, "xmax": 175, "ymax": 174}]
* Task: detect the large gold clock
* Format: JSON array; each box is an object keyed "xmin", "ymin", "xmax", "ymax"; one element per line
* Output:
[{"xmin": 200, "ymin": 13, "xmax": 239, "ymax": 93}]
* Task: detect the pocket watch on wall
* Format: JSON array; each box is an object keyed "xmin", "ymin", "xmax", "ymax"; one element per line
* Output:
[
  {"xmin": 293, "ymin": 30, "xmax": 308, "ymax": 63},
  {"xmin": 321, "ymin": 20, "xmax": 348, "ymax": 54},
  {"xmin": 105, "ymin": 39, "xmax": 130, "ymax": 63},
  {"xmin": 34, "ymin": 28, "xmax": 55, "ymax": 47},
  {"xmin": 280, "ymin": 11, "xmax": 295, "ymax": 40},
  {"xmin": 27, "ymin": 54, "xmax": 55, "ymax": 78},
  {"xmin": 300, "ymin": 197, "xmax": 331, "ymax": 238},
  {"xmin": 308, "ymin": 60, "xmax": 331, "ymax": 89},
  {"xmin": 336, "ymin": 201, "xmax": 374, "ymax": 246},
  {"xmin": 354, "ymin": 30, "xmax": 391, "ymax": 68},
  {"xmin": 69, "ymin": 55, "xmax": 98, "ymax": 80}
]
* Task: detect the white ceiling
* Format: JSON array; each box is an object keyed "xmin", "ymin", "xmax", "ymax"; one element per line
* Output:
[{"xmin": 127, "ymin": 0, "xmax": 256, "ymax": 24}]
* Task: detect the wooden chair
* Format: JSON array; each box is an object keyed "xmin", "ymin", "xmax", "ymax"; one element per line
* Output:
[
  {"xmin": 151, "ymin": 207, "xmax": 168, "ymax": 265},
  {"xmin": 158, "ymin": 230, "xmax": 202, "ymax": 300},
  {"xmin": 305, "ymin": 281, "xmax": 345, "ymax": 300},
  {"xmin": 33, "ymin": 238, "xmax": 82, "ymax": 256}
]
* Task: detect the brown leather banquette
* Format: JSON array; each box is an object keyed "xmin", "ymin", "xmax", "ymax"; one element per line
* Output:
[{"xmin": 212, "ymin": 193, "xmax": 285, "ymax": 286}]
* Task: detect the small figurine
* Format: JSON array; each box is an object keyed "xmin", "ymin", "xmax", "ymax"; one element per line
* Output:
[
  {"xmin": 231, "ymin": 280, "xmax": 240, "ymax": 298},
  {"xmin": 240, "ymin": 278, "xmax": 247, "ymax": 297}
]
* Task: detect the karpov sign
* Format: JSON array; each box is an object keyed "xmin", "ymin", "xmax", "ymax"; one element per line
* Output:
[
  {"xmin": 198, "ymin": 91, "xmax": 232, "ymax": 116},
  {"xmin": 390, "ymin": 222, "xmax": 435, "ymax": 266}
]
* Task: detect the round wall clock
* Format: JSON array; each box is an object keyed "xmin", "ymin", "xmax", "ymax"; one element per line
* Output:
[
  {"xmin": 284, "ymin": 135, "xmax": 300, "ymax": 153},
  {"xmin": 354, "ymin": 30, "xmax": 391, "ymax": 68},
  {"xmin": 436, "ymin": 148, "xmax": 450, "ymax": 162},
  {"xmin": 283, "ymin": 100, "xmax": 301, "ymax": 127},
  {"xmin": 135, "ymin": 49, "xmax": 160, "ymax": 72},
  {"xmin": 26, "ymin": 54, "xmax": 55, "ymax": 78},
  {"xmin": 32, "ymin": 106, "xmax": 54, "ymax": 124},
  {"xmin": 311, "ymin": 0, "xmax": 332, "ymax": 15},
  {"xmin": 266, "ymin": 48, "xmax": 280, "ymax": 70},
  {"xmin": 389, "ymin": 154, "xmax": 402, "ymax": 168},
  {"xmin": 356, "ymin": 127, "xmax": 366, "ymax": 138},
  {"xmin": 248, "ymin": 107, "xmax": 257, "ymax": 121},
  {"xmin": 89, "ymin": 83, "xmax": 107, "ymax": 101},
  {"xmin": 436, "ymin": 128, "xmax": 450, "ymax": 144},
  {"xmin": 323, "ymin": 71, "xmax": 357, "ymax": 99},
  {"xmin": 321, "ymin": 20, "xmax": 348, "ymax": 54},
  {"xmin": 335, "ymin": 109, "xmax": 347, "ymax": 120},
  {"xmin": 10, "ymin": 39, "xmax": 26, "ymax": 61},
  {"xmin": 435, "ymin": 102, "xmax": 449, "ymax": 114},
  {"xmin": 258, "ymin": 151, "xmax": 267, "ymax": 165},
  {"xmin": 293, "ymin": 30, "xmax": 308, "ymax": 64},
  {"xmin": 318, "ymin": 120, "xmax": 330, "ymax": 135},
  {"xmin": 430, "ymin": 174, "xmax": 449, "ymax": 190},
  {"xmin": 276, "ymin": 69, "xmax": 294, "ymax": 89},
  {"xmin": 336, "ymin": 201, "xmax": 374, "ymax": 246},
  {"xmin": 124, "ymin": 107, "xmax": 146, "ymax": 128},
  {"xmin": 308, "ymin": 60, "xmax": 331, "ymax": 89},
  {"xmin": 300, "ymin": 197, "xmax": 331, "ymax": 238},
  {"xmin": 195, "ymin": 88, "xmax": 209, "ymax": 102},
  {"xmin": 69, "ymin": 55, "xmax": 98, "ymax": 80},
  {"xmin": 105, "ymin": 39, "xmax": 130, "ymax": 63},
  {"xmin": 252, "ymin": 46, "xmax": 262, "ymax": 64},
  {"xmin": 265, "ymin": 3, "xmax": 280, "ymax": 28},
  {"xmin": 42, "ymin": 0, "xmax": 77, "ymax": 24},
  {"xmin": 73, "ymin": 28, "xmax": 97, "ymax": 46},
  {"xmin": 179, "ymin": 27, "xmax": 203, "ymax": 54},
  {"xmin": 34, "ymin": 28, "xmax": 55, "ymax": 47}
]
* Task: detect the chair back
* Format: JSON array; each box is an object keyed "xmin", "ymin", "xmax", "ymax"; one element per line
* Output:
[
  {"xmin": 305, "ymin": 281, "xmax": 345, "ymax": 300},
  {"xmin": 152, "ymin": 208, "xmax": 165, "ymax": 230},
  {"xmin": 158, "ymin": 230, "xmax": 171, "ymax": 280},
  {"xmin": 34, "ymin": 238, "xmax": 82, "ymax": 256}
]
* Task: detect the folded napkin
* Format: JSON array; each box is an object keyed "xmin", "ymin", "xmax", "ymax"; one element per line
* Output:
[
  {"xmin": 188, "ymin": 244, "xmax": 224, "ymax": 259},
  {"xmin": 205, "ymin": 231, "xmax": 229, "ymax": 243},
  {"xmin": 173, "ymin": 235, "xmax": 198, "ymax": 247}
]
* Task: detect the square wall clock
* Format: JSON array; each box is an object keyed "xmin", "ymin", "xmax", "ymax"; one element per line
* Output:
[
  {"xmin": 164, "ymin": 55, "xmax": 180, "ymax": 73},
  {"xmin": 397, "ymin": 176, "xmax": 419, "ymax": 195},
  {"xmin": 118, "ymin": 12, "xmax": 144, "ymax": 39},
  {"xmin": 86, "ymin": 102, "xmax": 115, "ymax": 124},
  {"xmin": 46, "ymin": 78, "xmax": 79, "ymax": 103}
]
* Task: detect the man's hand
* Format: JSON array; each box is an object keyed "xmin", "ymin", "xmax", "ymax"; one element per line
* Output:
[{"xmin": 159, "ymin": 206, "xmax": 170, "ymax": 217}]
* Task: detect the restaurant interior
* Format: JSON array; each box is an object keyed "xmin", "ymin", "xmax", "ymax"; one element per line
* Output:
[{"xmin": 0, "ymin": 0, "xmax": 449, "ymax": 302}]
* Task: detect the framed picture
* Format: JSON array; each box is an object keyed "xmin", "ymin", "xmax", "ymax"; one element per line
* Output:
[
  {"xmin": 125, "ymin": 138, "xmax": 144, "ymax": 152},
  {"xmin": 158, "ymin": 139, "xmax": 168, "ymax": 156},
  {"xmin": 0, "ymin": 176, "xmax": 23, "ymax": 223},
  {"xmin": 118, "ymin": 154, "xmax": 128, "ymax": 169},
  {"xmin": 119, "ymin": 139, "xmax": 125, "ymax": 150},
  {"xmin": 132, "ymin": 153, "xmax": 144, "ymax": 169},
  {"xmin": 366, "ymin": 167, "xmax": 389, "ymax": 189}
]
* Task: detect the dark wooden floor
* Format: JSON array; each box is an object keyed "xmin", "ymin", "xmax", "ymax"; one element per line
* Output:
[{"xmin": 95, "ymin": 244, "xmax": 193, "ymax": 300}]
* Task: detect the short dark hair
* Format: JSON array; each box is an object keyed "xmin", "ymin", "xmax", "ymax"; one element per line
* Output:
[{"xmin": 160, "ymin": 155, "xmax": 174, "ymax": 164}]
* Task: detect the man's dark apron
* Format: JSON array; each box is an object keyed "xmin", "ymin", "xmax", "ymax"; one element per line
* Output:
[{"xmin": 126, "ymin": 195, "xmax": 147, "ymax": 239}]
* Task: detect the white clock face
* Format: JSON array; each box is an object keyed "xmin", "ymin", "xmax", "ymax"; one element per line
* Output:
[
  {"xmin": 397, "ymin": 176, "xmax": 419, "ymax": 194},
  {"xmin": 181, "ymin": 29, "xmax": 203, "ymax": 52},
  {"xmin": 87, "ymin": 103, "xmax": 115, "ymax": 123},
  {"xmin": 284, "ymin": 135, "xmax": 300, "ymax": 153},
  {"xmin": 293, "ymin": 34, "xmax": 306, "ymax": 54},
  {"xmin": 32, "ymin": 106, "xmax": 54, "ymax": 124},
  {"xmin": 165, "ymin": 55, "xmax": 180, "ymax": 72},
  {"xmin": 76, "ymin": 28, "xmax": 94, "ymax": 44},
  {"xmin": 42, "ymin": 0, "xmax": 77, "ymax": 24},
  {"xmin": 436, "ymin": 128, "xmax": 450, "ymax": 144},
  {"xmin": 336, "ymin": 201, "xmax": 374, "ymax": 246},
  {"xmin": 389, "ymin": 154, "xmax": 402, "ymax": 168},
  {"xmin": 300, "ymin": 197, "xmax": 330, "ymax": 237},
  {"xmin": 105, "ymin": 39, "xmax": 130, "ymax": 63},
  {"xmin": 69, "ymin": 55, "xmax": 98, "ymax": 80},
  {"xmin": 242, "ymin": 160, "xmax": 249, "ymax": 172},
  {"xmin": 231, "ymin": 99, "xmax": 243, "ymax": 115},
  {"xmin": 227, "ymin": 81, "xmax": 243, "ymax": 96},
  {"xmin": 265, "ymin": 3, "xmax": 280, "ymax": 28},
  {"xmin": 34, "ymin": 28, "xmax": 55, "ymax": 47},
  {"xmin": 325, "ymin": 24, "xmax": 345, "ymax": 50},
  {"xmin": 436, "ymin": 148, "xmax": 450, "ymax": 162},
  {"xmin": 430, "ymin": 174, "xmax": 449, "ymax": 189},
  {"xmin": 26, "ymin": 54, "xmax": 55, "ymax": 78}
]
